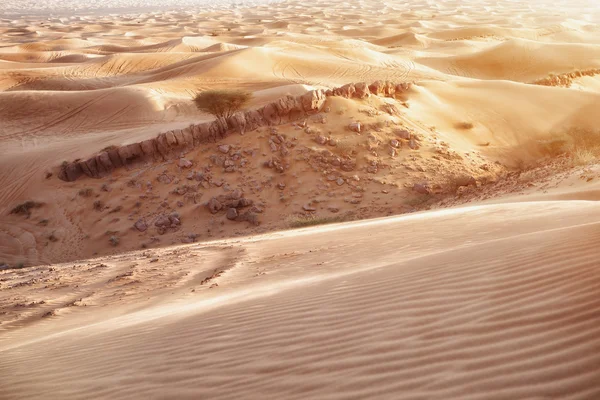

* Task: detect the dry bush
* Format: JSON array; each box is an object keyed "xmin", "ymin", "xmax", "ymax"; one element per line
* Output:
[
  {"xmin": 10, "ymin": 201, "xmax": 43, "ymax": 218},
  {"xmin": 193, "ymin": 90, "xmax": 252, "ymax": 119},
  {"xmin": 78, "ymin": 188, "xmax": 93, "ymax": 197},
  {"xmin": 358, "ymin": 107, "xmax": 381, "ymax": 117},
  {"xmin": 287, "ymin": 214, "xmax": 347, "ymax": 228},
  {"xmin": 537, "ymin": 128, "xmax": 600, "ymax": 161},
  {"xmin": 572, "ymin": 148, "xmax": 596, "ymax": 166},
  {"xmin": 405, "ymin": 193, "xmax": 433, "ymax": 208},
  {"xmin": 0, "ymin": 262, "xmax": 25, "ymax": 271},
  {"xmin": 455, "ymin": 121, "xmax": 474, "ymax": 130}
]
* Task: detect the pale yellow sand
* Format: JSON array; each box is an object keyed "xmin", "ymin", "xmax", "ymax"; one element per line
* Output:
[{"xmin": 2, "ymin": 0, "xmax": 600, "ymax": 398}]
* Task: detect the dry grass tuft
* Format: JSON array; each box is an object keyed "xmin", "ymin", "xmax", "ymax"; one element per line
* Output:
[
  {"xmin": 10, "ymin": 201, "xmax": 43, "ymax": 218},
  {"xmin": 287, "ymin": 214, "xmax": 348, "ymax": 228},
  {"xmin": 455, "ymin": 121, "xmax": 474, "ymax": 130}
]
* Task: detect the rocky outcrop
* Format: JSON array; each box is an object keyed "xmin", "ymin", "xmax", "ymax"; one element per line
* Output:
[
  {"xmin": 58, "ymin": 80, "xmax": 413, "ymax": 181},
  {"xmin": 531, "ymin": 69, "xmax": 600, "ymax": 88}
]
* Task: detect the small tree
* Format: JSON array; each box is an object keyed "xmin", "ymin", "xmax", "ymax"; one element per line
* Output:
[{"xmin": 193, "ymin": 89, "xmax": 252, "ymax": 119}]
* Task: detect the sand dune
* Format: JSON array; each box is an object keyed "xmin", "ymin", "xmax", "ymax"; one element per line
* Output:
[
  {"xmin": 3, "ymin": 0, "xmax": 600, "ymax": 398},
  {"xmin": 419, "ymin": 38, "xmax": 600, "ymax": 81},
  {"xmin": 2, "ymin": 201, "xmax": 600, "ymax": 399}
]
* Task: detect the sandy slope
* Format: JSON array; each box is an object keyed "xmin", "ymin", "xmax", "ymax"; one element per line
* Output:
[
  {"xmin": 2, "ymin": 0, "xmax": 600, "ymax": 398},
  {"xmin": 3, "ymin": 0, "xmax": 600, "ymax": 266},
  {"xmin": 2, "ymin": 200, "xmax": 600, "ymax": 399}
]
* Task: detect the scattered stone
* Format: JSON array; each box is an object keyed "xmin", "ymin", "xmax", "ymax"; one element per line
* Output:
[
  {"xmin": 303, "ymin": 204, "xmax": 317, "ymax": 211},
  {"xmin": 178, "ymin": 158, "xmax": 193, "ymax": 169},
  {"xmin": 208, "ymin": 197, "xmax": 223, "ymax": 214},
  {"xmin": 226, "ymin": 208, "xmax": 238, "ymax": 220},
  {"xmin": 154, "ymin": 215, "xmax": 171, "ymax": 227},
  {"xmin": 134, "ymin": 219, "xmax": 148, "ymax": 232},
  {"xmin": 218, "ymin": 144, "xmax": 231, "ymax": 154},
  {"xmin": 315, "ymin": 135, "xmax": 328, "ymax": 145},
  {"xmin": 157, "ymin": 174, "xmax": 172, "ymax": 184},
  {"xmin": 396, "ymin": 129, "xmax": 411, "ymax": 139},
  {"xmin": 390, "ymin": 139, "xmax": 400, "ymax": 148},
  {"xmin": 413, "ymin": 183, "xmax": 430, "ymax": 194},
  {"xmin": 238, "ymin": 211, "xmax": 260, "ymax": 225},
  {"xmin": 336, "ymin": 178, "xmax": 345, "ymax": 186},
  {"xmin": 349, "ymin": 122, "xmax": 362, "ymax": 133},
  {"xmin": 408, "ymin": 138, "xmax": 419, "ymax": 150}
]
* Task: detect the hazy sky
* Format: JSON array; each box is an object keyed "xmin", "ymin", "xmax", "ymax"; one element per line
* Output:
[{"xmin": 0, "ymin": 0, "xmax": 282, "ymax": 15}]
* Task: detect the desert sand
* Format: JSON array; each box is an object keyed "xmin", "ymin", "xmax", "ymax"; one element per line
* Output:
[{"xmin": 1, "ymin": 0, "xmax": 600, "ymax": 398}]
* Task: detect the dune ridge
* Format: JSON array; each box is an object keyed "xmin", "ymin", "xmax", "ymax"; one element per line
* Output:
[{"xmin": 57, "ymin": 80, "xmax": 410, "ymax": 181}]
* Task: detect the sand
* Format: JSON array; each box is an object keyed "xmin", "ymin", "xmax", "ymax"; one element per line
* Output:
[{"xmin": 1, "ymin": 0, "xmax": 600, "ymax": 398}]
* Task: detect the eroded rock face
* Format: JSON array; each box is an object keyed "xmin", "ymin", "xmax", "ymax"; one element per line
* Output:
[{"xmin": 58, "ymin": 81, "xmax": 413, "ymax": 181}]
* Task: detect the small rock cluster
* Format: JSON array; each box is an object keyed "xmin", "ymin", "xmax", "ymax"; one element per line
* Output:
[
  {"xmin": 134, "ymin": 211, "xmax": 181, "ymax": 235},
  {"xmin": 205, "ymin": 189, "xmax": 260, "ymax": 225}
]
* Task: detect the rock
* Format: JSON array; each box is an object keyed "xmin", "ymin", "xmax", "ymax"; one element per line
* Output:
[
  {"xmin": 390, "ymin": 139, "xmax": 400, "ymax": 148},
  {"xmin": 155, "ymin": 215, "xmax": 171, "ymax": 227},
  {"xmin": 328, "ymin": 138, "xmax": 337, "ymax": 147},
  {"xmin": 278, "ymin": 183, "xmax": 286, "ymax": 190},
  {"xmin": 226, "ymin": 208, "xmax": 238, "ymax": 220},
  {"xmin": 157, "ymin": 174, "xmax": 172, "ymax": 184},
  {"xmin": 209, "ymin": 154, "xmax": 226, "ymax": 167},
  {"xmin": 396, "ymin": 129, "xmax": 411, "ymax": 139},
  {"xmin": 336, "ymin": 178, "xmax": 345, "ymax": 186},
  {"xmin": 408, "ymin": 138, "xmax": 419, "ymax": 150},
  {"xmin": 315, "ymin": 135, "xmax": 328, "ymax": 145},
  {"xmin": 413, "ymin": 183, "xmax": 430, "ymax": 194},
  {"xmin": 134, "ymin": 219, "xmax": 148, "ymax": 232},
  {"xmin": 239, "ymin": 198, "xmax": 253, "ymax": 207},
  {"xmin": 354, "ymin": 82, "xmax": 371, "ymax": 98},
  {"xmin": 169, "ymin": 212, "xmax": 181, "ymax": 226},
  {"xmin": 300, "ymin": 89, "xmax": 326, "ymax": 113},
  {"xmin": 454, "ymin": 175, "xmax": 477, "ymax": 188},
  {"xmin": 238, "ymin": 211, "xmax": 260, "ymax": 225},
  {"xmin": 230, "ymin": 189, "xmax": 243, "ymax": 199},
  {"xmin": 334, "ymin": 83, "xmax": 356, "ymax": 98},
  {"xmin": 349, "ymin": 122, "xmax": 361, "ymax": 133},
  {"xmin": 367, "ymin": 165, "xmax": 378, "ymax": 174},
  {"xmin": 218, "ymin": 144, "xmax": 231, "ymax": 154},
  {"xmin": 303, "ymin": 204, "xmax": 317, "ymax": 212},
  {"xmin": 389, "ymin": 147, "xmax": 397, "ymax": 157},
  {"xmin": 59, "ymin": 162, "xmax": 84, "ymax": 182},
  {"xmin": 207, "ymin": 198, "xmax": 223, "ymax": 214},
  {"xmin": 368, "ymin": 80, "xmax": 386, "ymax": 95},
  {"xmin": 341, "ymin": 160, "xmax": 356, "ymax": 172}
]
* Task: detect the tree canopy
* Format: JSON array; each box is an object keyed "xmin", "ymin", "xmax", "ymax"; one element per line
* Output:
[{"xmin": 193, "ymin": 90, "xmax": 252, "ymax": 119}]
